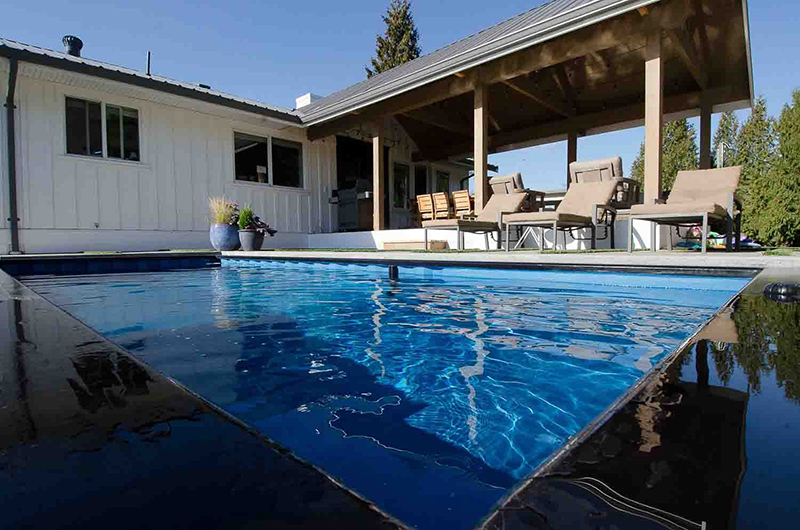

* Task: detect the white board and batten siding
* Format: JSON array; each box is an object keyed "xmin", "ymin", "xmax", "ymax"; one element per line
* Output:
[{"xmin": 2, "ymin": 61, "xmax": 338, "ymax": 253}]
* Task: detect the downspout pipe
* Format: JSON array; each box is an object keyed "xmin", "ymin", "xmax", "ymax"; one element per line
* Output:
[{"xmin": 5, "ymin": 57, "xmax": 20, "ymax": 253}]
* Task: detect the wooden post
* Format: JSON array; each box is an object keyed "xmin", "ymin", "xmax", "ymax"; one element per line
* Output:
[
  {"xmin": 566, "ymin": 130, "xmax": 578, "ymax": 188},
  {"xmin": 474, "ymin": 84, "xmax": 490, "ymax": 212},
  {"xmin": 373, "ymin": 125, "xmax": 385, "ymax": 231},
  {"xmin": 644, "ymin": 30, "xmax": 663, "ymax": 204},
  {"xmin": 699, "ymin": 93, "xmax": 712, "ymax": 169}
]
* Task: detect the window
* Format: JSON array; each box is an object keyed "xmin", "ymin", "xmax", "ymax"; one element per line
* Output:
[
  {"xmin": 106, "ymin": 105, "xmax": 140, "ymax": 161},
  {"xmin": 66, "ymin": 97, "xmax": 102, "ymax": 157},
  {"xmin": 272, "ymin": 138, "xmax": 303, "ymax": 188},
  {"xmin": 436, "ymin": 170, "xmax": 450, "ymax": 193},
  {"xmin": 393, "ymin": 163, "xmax": 410, "ymax": 209},
  {"xmin": 234, "ymin": 133, "xmax": 269, "ymax": 183},
  {"xmin": 65, "ymin": 97, "xmax": 140, "ymax": 161}
]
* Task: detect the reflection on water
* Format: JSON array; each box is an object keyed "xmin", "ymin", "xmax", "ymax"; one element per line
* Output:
[
  {"xmin": 20, "ymin": 262, "xmax": 747, "ymax": 530},
  {"xmin": 485, "ymin": 289, "xmax": 800, "ymax": 530}
]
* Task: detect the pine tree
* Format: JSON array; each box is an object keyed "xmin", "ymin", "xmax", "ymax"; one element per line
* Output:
[
  {"xmin": 744, "ymin": 91, "xmax": 800, "ymax": 246},
  {"xmin": 630, "ymin": 119, "xmax": 699, "ymax": 194},
  {"xmin": 735, "ymin": 96, "xmax": 777, "ymax": 192},
  {"xmin": 712, "ymin": 111, "xmax": 739, "ymax": 168},
  {"xmin": 366, "ymin": 0, "xmax": 422, "ymax": 78}
]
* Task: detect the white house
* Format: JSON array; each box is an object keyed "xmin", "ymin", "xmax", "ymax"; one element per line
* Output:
[
  {"xmin": 1, "ymin": 0, "xmax": 754, "ymax": 254},
  {"xmin": 0, "ymin": 37, "xmax": 473, "ymax": 254}
]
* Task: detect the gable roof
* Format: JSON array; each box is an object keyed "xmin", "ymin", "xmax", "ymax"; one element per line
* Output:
[
  {"xmin": 297, "ymin": 0, "xmax": 658, "ymax": 125},
  {"xmin": 0, "ymin": 37, "xmax": 302, "ymax": 125}
]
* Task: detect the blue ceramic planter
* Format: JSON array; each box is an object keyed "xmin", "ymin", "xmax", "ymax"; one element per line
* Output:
[{"xmin": 209, "ymin": 223, "xmax": 241, "ymax": 251}]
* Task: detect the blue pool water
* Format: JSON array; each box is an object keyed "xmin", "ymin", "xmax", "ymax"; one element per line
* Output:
[{"xmin": 22, "ymin": 261, "xmax": 749, "ymax": 529}]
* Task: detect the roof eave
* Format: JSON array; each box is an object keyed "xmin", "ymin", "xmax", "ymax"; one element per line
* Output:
[
  {"xmin": 0, "ymin": 45, "xmax": 303, "ymax": 125},
  {"xmin": 300, "ymin": 0, "xmax": 660, "ymax": 127},
  {"xmin": 741, "ymin": 0, "xmax": 755, "ymax": 108}
]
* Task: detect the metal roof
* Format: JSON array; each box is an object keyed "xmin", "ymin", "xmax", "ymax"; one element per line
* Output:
[
  {"xmin": 298, "ymin": 0, "xmax": 658, "ymax": 125},
  {"xmin": 0, "ymin": 38, "xmax": 302, "ymax": 125}
]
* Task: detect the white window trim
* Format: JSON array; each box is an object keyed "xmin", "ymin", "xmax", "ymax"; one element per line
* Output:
[
  {"xmin": 63, "ymin": 94, "xmax": 144, "ymax": 164},
  {"xmin": 232, "ymin": 129, "xmax": 307, "ymax": 191}
]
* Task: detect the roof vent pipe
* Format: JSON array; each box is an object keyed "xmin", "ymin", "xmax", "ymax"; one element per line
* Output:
[{"xmin": 62, "ymin": 35, "xmax": 83, "ymax": 57}]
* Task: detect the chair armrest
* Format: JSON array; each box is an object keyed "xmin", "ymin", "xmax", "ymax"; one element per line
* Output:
[
  {"xmin": 459, "ymin": 213, "xmax": 477, "ymax": 220},
  {"xmin": 652, "ymin": 198, "xmax": 666, "ymax": 205},
  {"xmin": 592, "ymin": 204, "xmax": 617, "ymax": 225}
]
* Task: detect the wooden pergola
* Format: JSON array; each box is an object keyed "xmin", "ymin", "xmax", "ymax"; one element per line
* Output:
[{"xmin": 303, "ymin": 0, "xmax": 753, "ymax": 230}]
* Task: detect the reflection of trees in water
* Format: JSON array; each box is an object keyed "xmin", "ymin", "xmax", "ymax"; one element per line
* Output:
[{"xmin": 712, "ymin": 296, "xmax": 800, "ymax": 402}]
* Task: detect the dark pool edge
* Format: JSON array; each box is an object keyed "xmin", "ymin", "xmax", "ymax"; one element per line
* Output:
[
  {"xmin": 0, "ymin": 251, "xmax": 221, "ymax": 276},
  {"xmin": 222, "ymin": 255, "xmax": 760, "ymax": 278},
  {"xmin": 472, "ymin": 269, "xmax": 761, "ymax": 529},
  {"xmin": 0, "ymin": 267, "xmax": 411, "ymax": 530}
]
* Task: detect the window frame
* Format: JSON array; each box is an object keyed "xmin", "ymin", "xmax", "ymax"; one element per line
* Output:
[
  {"xmin": 63, "ymin": 94, "xmax": 143, "ymax": 163},
  {"xmin": 231, "ymin": 129, "xmax": 307, "ymax": 192}
]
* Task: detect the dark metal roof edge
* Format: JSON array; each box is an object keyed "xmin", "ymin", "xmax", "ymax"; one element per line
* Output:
[
  {"xmin": 300, "ymin": 0, "xmax": 658, "ymax": 125},
  {"xmin": 0, "ymin": 45, "xmax": 303, "ymax": 125}
]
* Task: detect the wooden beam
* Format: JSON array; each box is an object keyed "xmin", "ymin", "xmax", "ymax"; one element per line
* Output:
[
  {"xmin": 553, "ymin": 64, "xmax": 576, "ymax": 115},
  {"xmin": 644, "ymin": 29, "xmax": 664, "ymax": 204},
  {"xmin": 306, "ymin": 7, "xmax": 687, "ymax": 141},
  {"xmin": 489, "ymin": 113, "xmax": 502, "ymax": 132},
  {"xmin": 373, "ymin": 125, "xmax": 385, "ymax": 231},
  {"xmin": 666, "ymin": 27, "xmax": 707, "ymax": 89},
  {"xmin": 412, "ymin": 86, "xmax": 737, "ymax": 163},
  {"xmin": 502, "ymin": 78, "xmax": 570, "ymax": 117},
  {"xmin": 401, "ymin": 108, "xmax": 472, "ymax": 136},
  {"xmin": 699, "ymin": 92, "xmax": 712, "ymax": 169},
  {"xmin": 567, "ymin": 130, "xmax": 578, "ymax": 187},
  {"xmin": 693, "ymin": 0, "xmax": 711, "ymax": 68},
  {"xmin": 474, "ymin": 84, "xmax": 490, "ymax": 212}
]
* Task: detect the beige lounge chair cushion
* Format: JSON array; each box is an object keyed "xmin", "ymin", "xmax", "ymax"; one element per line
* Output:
[
  {"xmin": 422, "ymin": 219, "xmax": 498, "ymax": 230},
  {"xmin": 504, "ymin": 211, "xmax": 590, "ymax": 224},
  {"xmin": 476, "ymin": 192, "xmax": 528, "ymax": 222},
  {"xmin": 569, "ymin": 156, "xmax": 622, "ymax": 184},
  {"xmin": 668, "ymin": 167, "xmax": 741, "ymax": 207},
  {"xmin": 630, "ymin": 201, "xmax": 729, "ymax": 217},
  {"xmin": 489, "ymin": 173, "xmax": 524, "ymax": 194},
  {"xmin": 558, "ymin": 179, "xmax": 619, "ymax": 218}
]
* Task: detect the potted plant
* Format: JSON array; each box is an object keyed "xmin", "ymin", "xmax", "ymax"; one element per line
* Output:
[
  {"xmin": 208, "ymin": 197, "xmax": 241, "ymax": 251},
  {"xmin": 238, "ymin": 205, "xmax": 277, "ymax": 251}
]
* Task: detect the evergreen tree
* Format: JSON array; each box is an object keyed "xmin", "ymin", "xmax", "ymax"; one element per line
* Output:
[
  {"xmin": 630, "ymin": 119, "xmax": 699, "ymax": 194},
  {"xmin": 735, "ymin": 96, "xmax": 779, "ymax": 239},
  {"xmin": 744, "ymin": 91, "xmax": 800, "ymax": 246},
  {"xmin": 735, "ymin": 96, "xmax": 777, "ymax": 192},
  {"xmin": 712, "ymin": 110, "xmax": 739, "ymax": 168},
  {"xmin": 366, "ymin": 0, "xmax": 422, "ymax": 78}
]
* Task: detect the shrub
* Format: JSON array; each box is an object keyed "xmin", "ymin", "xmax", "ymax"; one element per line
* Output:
[
  {"xmin": 208, "ymin": 197, "xmax": 238, "ymax": 225},
  {"xmin": 238, "ymin": 205, "xmax": 255, "ymax": 230}
]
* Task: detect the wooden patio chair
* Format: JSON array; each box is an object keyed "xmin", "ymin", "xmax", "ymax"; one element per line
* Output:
[
  {"xmin": 416, "ymin": 194, "xmax": 434, "ymax": 225},
  {"xmin": 503, "ymin": 179, "xmax": 620, "ymax": 251},
  {"xmin": 452, "ymin": 190, "xmax": 473, "ymax": 218},
  {"xmin": 627, "ymin": 166, "xmax": 742, "ymax": 253},
  {"xmin": 432, "ymin": 192, "xmax": 452, "ymax": 219}
]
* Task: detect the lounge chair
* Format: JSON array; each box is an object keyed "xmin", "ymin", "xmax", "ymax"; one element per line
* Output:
[
  {"xmin": 569, "ymin": 156, "xmax": 640, "ymax": 209},
  {"xmin": 423, "ymin": 192, "xmax": 528, "ymax": 250},
  {"xmin": 503, "ymin": 179, "xmax": 620, "ymax": 251},
  {"xmin": 627, "ymin": 166, "xmax": 742, "ymax": 254},
  {"xmin": 452, "ymin": 190, "xmax": 473, "ymax": 218},
  {"xmin": 490, "ymin": 172, "xmax": 546, "ymax": 211}
]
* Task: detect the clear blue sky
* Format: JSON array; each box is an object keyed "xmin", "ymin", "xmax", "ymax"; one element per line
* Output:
[{"xmin": 2, "ymin": 1, "xmax": 797, "ymax": 190}]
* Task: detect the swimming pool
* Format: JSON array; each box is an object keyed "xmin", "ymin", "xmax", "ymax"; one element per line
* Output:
[{"xmin": 21, "ymin": 261, "xmax": 749, "ymax": 529}]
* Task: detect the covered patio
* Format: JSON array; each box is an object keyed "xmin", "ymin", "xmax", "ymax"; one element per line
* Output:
[{"xmin": 301, "ymin": 0, "xmax": 753, "ymax": 250}]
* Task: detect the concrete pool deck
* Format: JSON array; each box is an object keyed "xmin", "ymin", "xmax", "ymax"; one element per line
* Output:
[{"xmin": 223, "ymin": 249, "xmax": 800, "ymax": 273}]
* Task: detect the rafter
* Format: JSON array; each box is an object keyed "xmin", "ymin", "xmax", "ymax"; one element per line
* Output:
[
  {"xmin": 400, "ymin": 108, "xmax": 472, "ymax": 137},
  {"xmin": 666, "ymin": 26, "xmax": 707, "ymax": 89},
  {"xmin": 692, "ymin": 0, "xmax": 711, "ymax": 69},
  {"xmin": 412, "ymin": 84, "xmax": 742, "ymax": 162},
  {"xmin": 552, "ymin": 64, "xmax": 576, "ymax": 115},
  {"xmin": 502, "ymin": 78, "xmax": 570, "ymax": 117}
]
